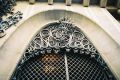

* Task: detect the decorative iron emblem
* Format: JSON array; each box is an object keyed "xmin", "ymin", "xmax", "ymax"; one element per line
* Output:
[{"xmin": 27, "ymin": 17, "xmax": 96, "ymax": 52}]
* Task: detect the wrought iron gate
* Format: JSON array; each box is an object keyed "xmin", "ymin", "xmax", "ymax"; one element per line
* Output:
[
  {"xmin": 11, "ymin": 17, "xmax": 116, "ymax": 80},
  {"xmin": 11, "ymin": 52, "xmax": 111, "ymax": 80}
]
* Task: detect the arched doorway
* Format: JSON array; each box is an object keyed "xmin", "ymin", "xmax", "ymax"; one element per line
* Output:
[
  {"xmin": 12, "ymin": 52, "xmax": 110, "ymax": 80},
  {"xmin": 11, "ymin": 18, "xmax": 115, "ymax": 80}
]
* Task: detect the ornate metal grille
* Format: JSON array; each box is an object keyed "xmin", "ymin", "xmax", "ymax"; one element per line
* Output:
[
  {"xmin": 0, "ymin": 11, "xmax": 23, "ymax": 38},
  {"xmin": 67, "ymin": 53, "xmax": 109, "ymax": 80},
  {"xmin": 13, "ymin": 53, "xmax": 66, "ymax": 80},
  {"xmin": 11, "ymin": 17, "xmax": 116, "ymax": 80}
]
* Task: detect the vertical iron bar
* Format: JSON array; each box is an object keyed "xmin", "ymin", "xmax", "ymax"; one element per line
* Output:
[{"xmin": 64, "ymin": 54, "xmax": 69, "ymax": 80}]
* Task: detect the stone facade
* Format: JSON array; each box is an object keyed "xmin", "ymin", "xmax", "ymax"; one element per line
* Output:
[{"xmin": 0, "ymin": 1, "xmax": 120, "ymax": 80}]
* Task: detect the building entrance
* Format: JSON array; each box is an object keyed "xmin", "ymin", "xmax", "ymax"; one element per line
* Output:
[{"xmin": 11, "ymin": 18, "xmax": 115, "ymax": 80}]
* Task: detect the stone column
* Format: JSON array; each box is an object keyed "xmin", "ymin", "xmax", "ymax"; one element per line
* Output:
[
  {"xmin": 100, "ymin": 0, "xmax": 107, "ymax": 8},
  {"xmin": 117, "ymin": 0, "xmax": 120, "ymax": 8},
  {"xmin": 118, "ymin": 9, "xmax": 120, "ymax": 15},
  {"xmin": 83, "ymin": 0, "xmax": 90, "ymax": 7},
  {"xmin": 29, "ymin": 0, "xmax": 35, "ymax": 4},
  {"xmin": 66, "ymin": 0, "xmax": 72, "ymax": 6},
  {"xmin": 48, "ymin": 0, "xmax": 53, "ymax": 5}
]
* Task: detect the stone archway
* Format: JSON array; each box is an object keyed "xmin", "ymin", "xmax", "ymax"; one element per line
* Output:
[
  {"xmin": 11, "ymin": 18, "xmax": 115, "ymax": 80},
  {"xmin": 0, "ymin": 10, "xmax": 119, "ymax": 80}
]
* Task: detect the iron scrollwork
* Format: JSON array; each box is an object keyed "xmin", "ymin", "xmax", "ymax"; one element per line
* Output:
[
  {"xmin": 16, "ymin": 17, "xmax": 115, "ymax": 79},
  {"xmin": 26, "ymin": 18, "xmax": 97, "ymax": 53},
  {"xmin": 0, "ymin": 11, "xmax": 23, "ymax": 38},
  {"xmin": 0, "ymin": 1, "xmax": 23, "ymax": 38},
  {"xmin": 0, "ymin": 0, "xmax": 16, "ymax": 17},
  {"xmin": 23, "ymin": 18, "xmax": 103, "ymax": 65}
]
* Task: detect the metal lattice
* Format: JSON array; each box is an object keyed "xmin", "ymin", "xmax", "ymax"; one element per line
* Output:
[
  {"xmin": 14, "ymin": 54, "xmax": 66, "ymax": 80},
  {"xmin": 67, "ymin": 53, "xmax": 108, "ymax": 80},
  {"xmin": 11, "ymin": 52, "xmax": 113, "ymax": 80},
  {"xmin": 11, "ymin": 17, "xmax": 116, "ymax": 80}
]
